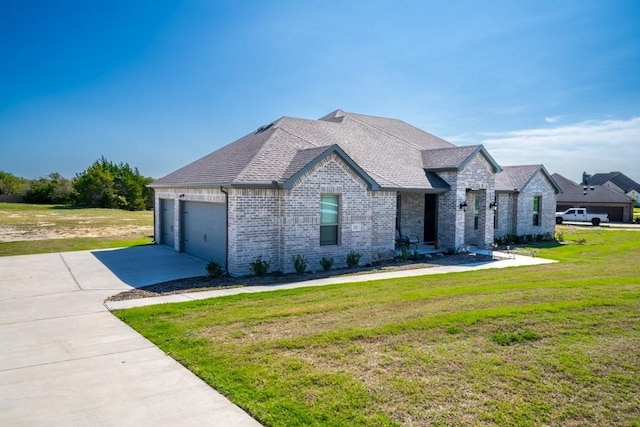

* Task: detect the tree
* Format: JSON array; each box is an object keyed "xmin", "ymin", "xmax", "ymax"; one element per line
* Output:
[
  {"xmin": 24, "ymin": 173, "xmax": 74, "ymax": 204},
  {"xmin": 72, "ymin": 157, "xmax": 153, "ymax": 210},
  {"xmin": 0, "ymin": 171, "xmax": 28, "ymax": 195}
]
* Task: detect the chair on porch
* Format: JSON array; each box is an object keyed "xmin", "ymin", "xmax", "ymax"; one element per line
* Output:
[{"xmin": 396, "ymin": 229, "xmax": 420, "ymax": 249}]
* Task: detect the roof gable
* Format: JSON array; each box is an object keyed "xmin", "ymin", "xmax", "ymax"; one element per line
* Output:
[
  {"xmin": 587, "ymin": 172, "xmax": 640, "ymax": 192},
  {"xmin": 281, "ymin": 145, "xmax": 379, "ymax": 190},
  {"xmin": 422, "ymin": 145, "xmax": 502, "ymax": 173},
  {"xmin": 497, "ymin": 165, "xmax": 560, "ymax": 193}
]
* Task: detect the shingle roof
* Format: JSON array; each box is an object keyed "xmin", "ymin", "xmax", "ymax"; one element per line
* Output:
[
  {"xmin": 151, "ymin": 110, "xmax": 491, "ymax": 191},
  {"xmin": 586, "ymin": 172, "xmax": 640, "ymax": 193},
  {"xmin": 553, "ymin": 173, "xmax": 633, "ymax": 203},
  {"xmin": 496, "ymin": 165, "xmax": 560, "ymax": 193},
  {"xmin": 421, "ymin": 145, "xmax": 501, "ymax": 172}
]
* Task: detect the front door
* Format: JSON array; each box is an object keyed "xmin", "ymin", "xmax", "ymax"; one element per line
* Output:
[{"xmin": 424, "ymin": 194, "xmax": 437, "ymax": 242}]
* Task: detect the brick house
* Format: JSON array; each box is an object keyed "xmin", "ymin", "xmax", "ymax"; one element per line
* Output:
[{"xmin": 150, "ymin": 110, "xmax": 559, "ymax": 276}]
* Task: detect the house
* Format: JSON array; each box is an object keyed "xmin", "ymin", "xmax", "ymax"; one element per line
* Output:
[
  {"xmin": 582, "ymin": 172, "xmax": 640, "ymax": 207},
  {"xmin": 554, "ymin": 173, "xmax": 634, "ymax": 223},
  {"xmin": 150, "ymin": 110, "xmax": 559, "ymax": 276},
  {"xmin": 495, "ymin": 165, "xmax": 561, "ymax": 238}
]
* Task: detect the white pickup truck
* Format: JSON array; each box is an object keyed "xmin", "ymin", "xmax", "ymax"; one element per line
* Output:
[{"xmin": 555, "ymin": 208, "xmax": 609, "ymax": 226}]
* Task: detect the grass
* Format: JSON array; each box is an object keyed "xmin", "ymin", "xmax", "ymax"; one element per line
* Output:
[
  {"xmin": 0, "ymin": 202, "xmax": 153, "ymax": 256},
  {"xmin": 115, "ymin": 226, "xmax": 640, "ymax": 426}
]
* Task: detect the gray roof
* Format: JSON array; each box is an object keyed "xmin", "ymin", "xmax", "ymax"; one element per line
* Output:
[
  {"xmin": 496, "ymin": 165, "xmax": 560, "ymax": 193},
  {"xmin": 586, "ymin": 172, "xmax": 640, "ymax": 193},
  {"xmin": 553, "ymin": 173, "xmax": 633, "ymax": 203},
  {"xmin": 151, "ymin": 110, "xmax": 497, "ymax": 191},
  {"xmin": 421, "ymin": 145, "xmax": 501, "ymax": 172}
]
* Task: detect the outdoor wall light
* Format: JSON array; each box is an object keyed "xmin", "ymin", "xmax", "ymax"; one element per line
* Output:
[
  {"xmin": 489, "ymin": 201, "xmax": 498, "ymax": 210},
  {"xmin": 459, "ymin": 201, "xmax": 468, "ymax": 211}
]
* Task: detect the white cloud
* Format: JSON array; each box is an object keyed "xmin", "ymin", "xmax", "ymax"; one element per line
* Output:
[
  {"xmin": 544, "ymin": 116, "xmax": 561, "ymax": 123},
  {"xmin": 479, "ymin": 117, "xmax": 640, "ymax": 182}
]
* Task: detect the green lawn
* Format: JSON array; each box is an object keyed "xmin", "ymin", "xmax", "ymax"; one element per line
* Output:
[
  {"xmin": 0, "ymin": 202, "xmax": 153, "ymax": 256},
  {"xmin": 115, "ymin": 227, "xmax": 640, "ymax": 426}
]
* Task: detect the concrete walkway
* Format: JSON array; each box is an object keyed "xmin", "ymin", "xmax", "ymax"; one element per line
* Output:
[
  {"xmin": 0, "ymin": 245, "xmax": 555, "ymax": 426},
  {"xmin": 106, "ymin": 249, "xmax": 557, "ymax": 310},
  {"xmin": 0, "ymin": 246, "xmax": 261, "ymax": 427}
]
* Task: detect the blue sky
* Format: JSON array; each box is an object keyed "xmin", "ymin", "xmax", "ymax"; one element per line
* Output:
[{"xmin": 1, "ymin": 0, "xmax": 639, "ymax": 183}]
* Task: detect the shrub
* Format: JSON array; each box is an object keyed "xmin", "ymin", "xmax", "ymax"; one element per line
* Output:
[
  {"xmin": 346, "ymin": 251, "xmax": 361, "ymax": 268},
  {"xmin": 292, "ymin": 254, "xmax": 307, "ymax": 274},
  {"xmin": 250, "ymin": 256, "xmax": 271, "ymax": 277},
  {"xmin": 319, "ymin": 256, "xmax": 334, "ymax": 271},
  {"xmin": 205, "ymin": 260, "xmax": 223, "ymax": 278},
  {"xmin": 397, "ymin": 247, "xmax": 410, "ymax": 261}
]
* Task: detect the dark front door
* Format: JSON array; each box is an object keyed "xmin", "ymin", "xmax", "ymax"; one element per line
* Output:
[{"xmin": 424, "ymin": 194, "xmax": 437, "ymax": 242}]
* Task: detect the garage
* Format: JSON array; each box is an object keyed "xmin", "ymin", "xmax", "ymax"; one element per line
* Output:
[
  {"xmin": 181, "ymin": 201, "xmax": 227, "ymax": 267},
  {"xmin": 159, "ymin": 199, "xmax": 175, "ymax": 246}
]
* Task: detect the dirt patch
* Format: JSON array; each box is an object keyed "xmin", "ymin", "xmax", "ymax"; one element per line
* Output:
[
  {"xmin": 0, "ymin": 225, "xmax": 152, "ymax": 242},
  {"xmin": 106, "ymin": 253, "xmax": 494, "ymax": 302}
]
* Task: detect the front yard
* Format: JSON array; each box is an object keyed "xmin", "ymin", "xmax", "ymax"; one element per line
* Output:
[{"xmin": 115, "ymin": 227, "xmax": 640, "ymax": 426}]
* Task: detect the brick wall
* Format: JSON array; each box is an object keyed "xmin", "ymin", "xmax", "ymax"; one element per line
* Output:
[
  {"xmin": 514, "ymin": 173, "xmax": 557, "ymax": 237},
  {"xmin": 218, "ymin": 153, "xmax": 396, "ymax": 276},
  {"xmin": 227, "ymin": 188, "xmax": 280, "ymax": 276},
  {"xmin": 437, "ymin": 153, "xmax": 496, "ymax": 249},
  {"xmin": 399, "ymin": 193, "xmax": 424, "ymax": 239}
]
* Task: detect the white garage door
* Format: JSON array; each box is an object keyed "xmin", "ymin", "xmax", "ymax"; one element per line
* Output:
[
  {"xmin": 181, "ymin": 201, "xmax": 227, "ymax": 268},
  {"xmin": 160, "ymin": 199, "xmax": 175, "ymax": 247}
]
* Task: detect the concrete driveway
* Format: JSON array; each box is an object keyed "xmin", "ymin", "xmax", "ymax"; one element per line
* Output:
[{"xmin": 0, "ymin": 245, "xmax": 261, "ymax": 426}]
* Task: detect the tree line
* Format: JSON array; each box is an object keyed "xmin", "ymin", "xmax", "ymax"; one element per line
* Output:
[{"xmin": 0, "ymin": 157, "xmax": 154, "ymax": 211}]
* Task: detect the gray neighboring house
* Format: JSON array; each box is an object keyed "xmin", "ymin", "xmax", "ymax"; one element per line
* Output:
[
  {"xmin": 554, "ymin": 173, "xmax": 635, "ymax": 223},
  {"xmin": 582, "ymin": 172, "xmax": 640, "ymax": 207},
  {"xmin": 150, "ymin": 110, "xmax": 558, "ymax": 276}
]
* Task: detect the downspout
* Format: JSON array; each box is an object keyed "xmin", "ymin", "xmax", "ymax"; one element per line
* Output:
[{"xmin": 220, "ymin": 187, "xmax": 229, "ymax": 273}]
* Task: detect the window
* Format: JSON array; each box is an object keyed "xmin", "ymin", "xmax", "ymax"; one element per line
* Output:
[
  {"xmin": 533, "ymin": 195, "xmax": 541, "ymax": 226},
  {"xmin": 320, "ymin": 194, "xmax": 339, "ymax": 245},
  {"xmin": 474, "ymin": 196, "xmax": 480, "ymax": 230}
]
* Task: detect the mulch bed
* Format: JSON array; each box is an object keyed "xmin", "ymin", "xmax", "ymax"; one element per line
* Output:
[{"xmin": 106, "ymin": 252, "xmax": 493, "ymax": 302}]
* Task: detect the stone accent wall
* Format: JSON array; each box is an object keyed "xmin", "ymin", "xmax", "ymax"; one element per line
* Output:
[
  {"xmin": 514, "ymin": 173, "xmax": 557, "ymax": 237},
  {"xmin": 153, "ymin": 187, "xmax": 227, "ymax": 251}
]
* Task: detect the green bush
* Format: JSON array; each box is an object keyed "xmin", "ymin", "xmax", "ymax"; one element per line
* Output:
[
  {"xmin": 319, "ymin": 256, "xmax": 334, "ymax": 271},
  {"xmin": 397, "ymin": 246, "xmax": 409, "ymax": 261},
  {"xmin": 346, "ymin": 251, "xmax": 361, "ymax": 268},
  {"xmin": 292, "ymin": 254, "xmax": 307, "ymax": 274},
  {"xmin": 206, "ymin": 260, "xmax": 223, "ymax": 278},
  {"xmin": 250, "ymin": 256, "xmax": 271, "ymax": 277}
]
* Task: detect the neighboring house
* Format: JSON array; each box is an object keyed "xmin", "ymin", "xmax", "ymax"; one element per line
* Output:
[
  {"xmin": 554, "ymin": 173, "xmax": 634, "ymax": 223},
  {"xmin": 494, "ymin": 165, "xmax": 561, "ymax": 238},
  {"xmin": 582, "ymin": 172, "xmax": 640, "ymax": 207},
  {"xmin": 150, "ymin": 110, "xmax": 558, "ymax": 276}
]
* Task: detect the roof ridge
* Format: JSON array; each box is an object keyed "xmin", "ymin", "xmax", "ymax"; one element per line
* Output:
[{"xmin": 341, "ymin": 112, "xmax": 428, "ymax": 151}]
